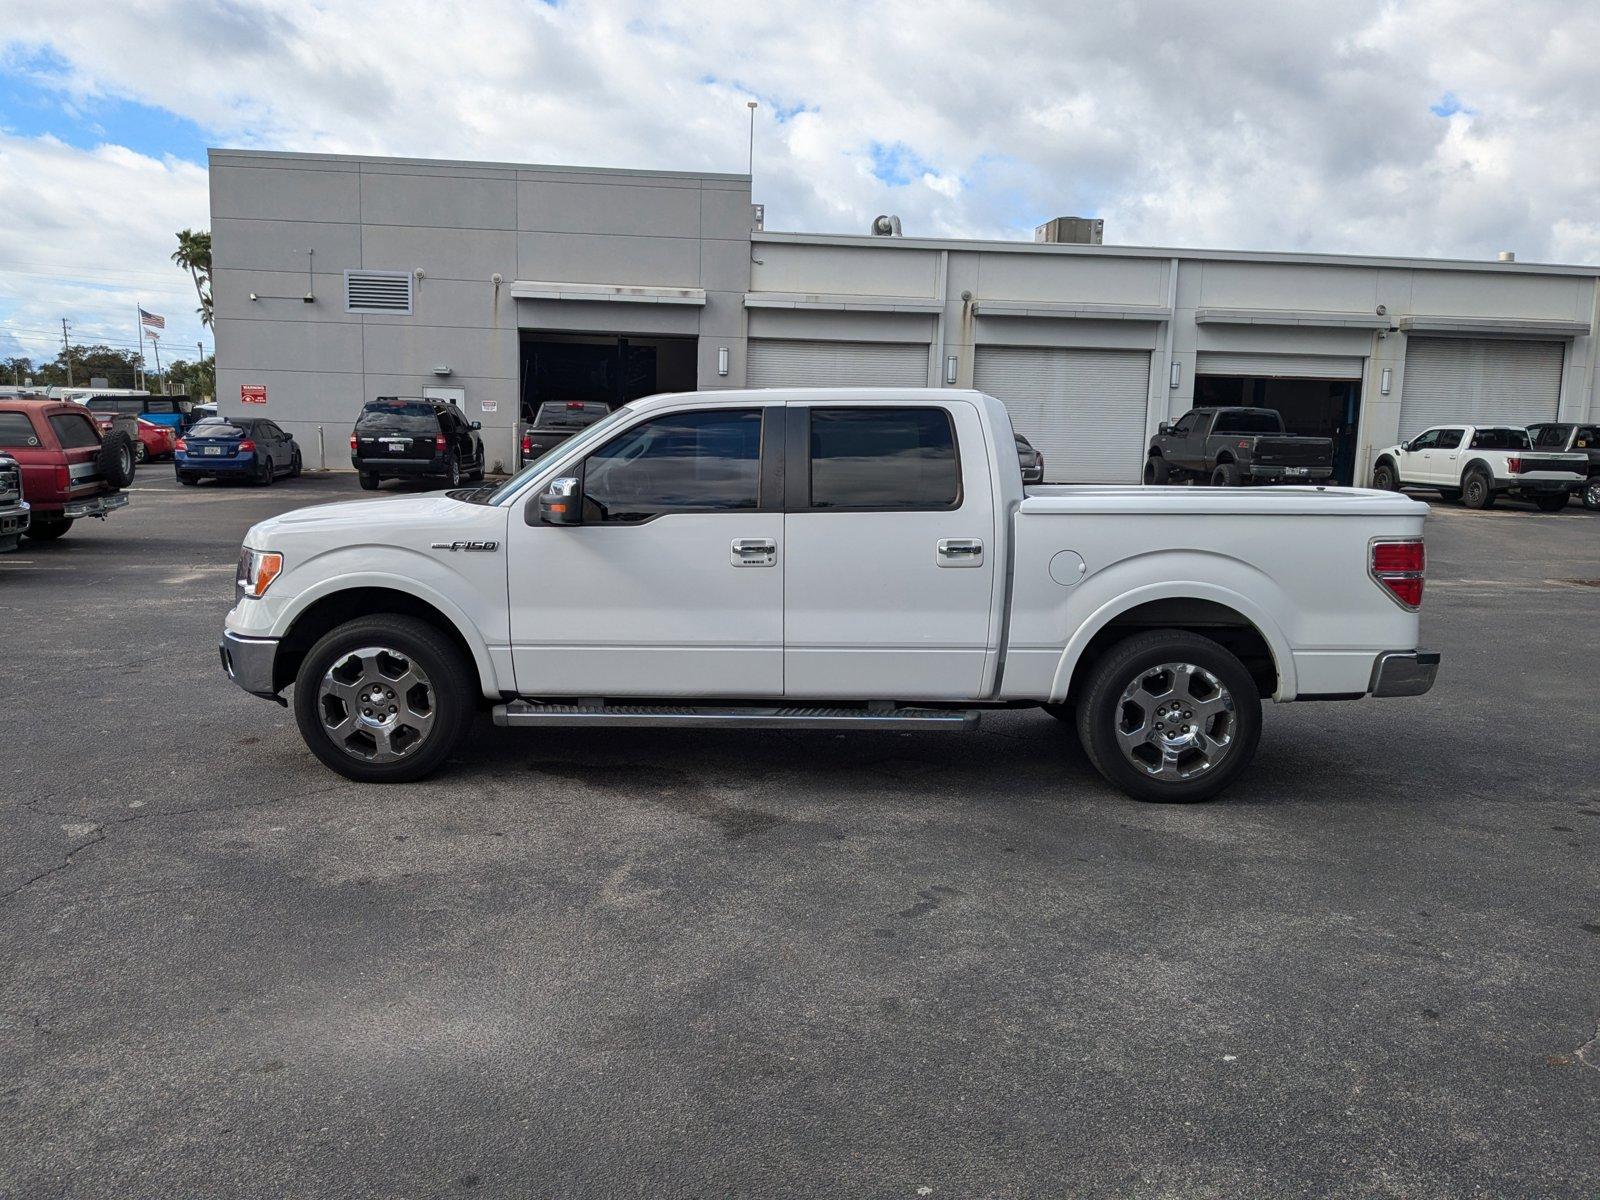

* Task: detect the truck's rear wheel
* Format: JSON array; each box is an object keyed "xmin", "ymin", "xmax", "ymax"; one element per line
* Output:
[
  {"xmin": 358, "ymin": 471, "xmax": 380, "ymax": 491},
  {"xmin": 292, "ymin": 615, "xmax": 476, "ymax": 783},
  {"xmin": 1211, "ymin": 462, "xmax": 1243, "ymax": 487},
  {"xmin": 1462, "ymin": 468, "xmax": 1495, "ymax": 509},
  {"xmin": 1143, "ymin": 456, "xmax": 1169, "ymax": 486},
  {"xmin": 1074, "ymin": 630, "xmax": 1261, "ymax": 803},
  {"xmin": 23, "ymin": 516, "xmax": 73, "ymax": 542}
]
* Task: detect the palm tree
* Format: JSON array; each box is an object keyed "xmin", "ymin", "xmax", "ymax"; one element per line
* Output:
[{"xmin": 172, "ymin": 229, "xmax": 213, "ymax": 328}]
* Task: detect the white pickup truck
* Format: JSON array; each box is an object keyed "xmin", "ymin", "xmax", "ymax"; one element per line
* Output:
[
  {"xmin": 221, "ymin": 389, "xmax": 1439, "ymax": 803},
  {"xmin": 1371, "ymin": 424, "xmax": 1588, "ymax": 511}
]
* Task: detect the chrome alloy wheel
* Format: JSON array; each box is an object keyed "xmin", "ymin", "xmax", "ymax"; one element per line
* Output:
[
  {"xmin": 1115, "ymin": 662, "xmax": 1237, "ymax": 781},
  {"xmin": 317, "ymin": 646, "xmax": 435, "ymax": 762}
]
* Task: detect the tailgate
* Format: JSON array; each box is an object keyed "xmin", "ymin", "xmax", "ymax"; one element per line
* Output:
[
  {"xmin": 1252, "ymin": 437, "xmax": 1333, "ymax": 467},
  {"xmin": 1518, "ymin": 453, "xmax": 1587, "ymax": 476}
]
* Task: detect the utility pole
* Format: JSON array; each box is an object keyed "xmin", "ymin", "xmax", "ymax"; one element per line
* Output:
[
  {"xmin": 61, "ymin": 318, "xmax": 73, "ymax": 387},
  {"xmin": 150, "ymin": 333, "xmax": 164, "ymax": 393}
]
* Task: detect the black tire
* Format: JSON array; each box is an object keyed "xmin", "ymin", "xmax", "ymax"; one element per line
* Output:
[
  {"xmin": 256, "ymin": 457, "xmax": 274, "ymax": 487},
  {"xmin": 1533, "ymin": 492, "xmax": 1569, "ymax": 513},
  {"xmin": 97, "ymin": 431, "xmax": 136, "ymax": 489},
  {"xmin": 176, "ymin": 470, "xmax": 199, "ymax": 486},
  {"xmin": 292, "ymin": 614, "xmax": 476, "ymax": 784},
  {"xmin": 1371, "ymin": 460, "xmax": 1398, "ymax": 491},
  {"xmin": 1143, "ymin": 456, "xmax": 1170, "ymax": 486},
  {"xmin": 358, "ymin": 471, "xmax": 381, "ymax": 491},
  {"xmin": 289, "ymin": 450, "xmax": 302, "ymax": 479},
  {"xmin": 1583, "ymin": 478, "xmax": 1600, "ymax": 511},
  {"xmin": 23, "ymin": 517, "xmax": 73, "ymax": 542},
  {"xmin": 1211, "ymin": 461, "xmax": 1243, "ymax": 488},
  {"xmin": 1462, "ymin": 468, "xmax": 1495, "ymax": 509},
  {"xmin": 468, "ymin": 449, "xmax": 485, "ymax": 482},
  {"xmin": 445, "ymin": 454, "xmax": 462, "ymax": 488},
  {"xmin": 1074, "ymin": 630, "xmax": 1262, "ymax": 804}
]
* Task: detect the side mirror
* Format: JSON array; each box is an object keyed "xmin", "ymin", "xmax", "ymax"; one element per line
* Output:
[
  {"xmin": 535, "ymin": 476, "xmax": 582, "ymax": 526},
  {"xmin": 469, "ymin": 420, "xmax": 481, "ymax": 430}
]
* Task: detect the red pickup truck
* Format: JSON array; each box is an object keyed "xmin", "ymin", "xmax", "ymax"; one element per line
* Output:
[{"xmin": 0, "ymin": 399, "xmax": 134, "ymax": 541}]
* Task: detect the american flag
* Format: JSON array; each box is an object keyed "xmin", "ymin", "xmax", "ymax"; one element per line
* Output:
[{"xmin": 139, "ymin": 308, "xmax": 165, "ymax": 331}]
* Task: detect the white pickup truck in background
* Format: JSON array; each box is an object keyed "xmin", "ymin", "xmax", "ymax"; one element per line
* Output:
[
  {"xmin": 1371, "ymin": 424, "xmax": 1588, "ymax": 511},
  {"xmin": 222, "ymin": 389, "xmax": 1439, "ymax": 803}
]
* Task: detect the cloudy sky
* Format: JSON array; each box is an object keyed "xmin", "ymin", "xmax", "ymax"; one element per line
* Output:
[{"xmin": 2, "ymin": 0, "xmax": 1597, "ymax": 372}]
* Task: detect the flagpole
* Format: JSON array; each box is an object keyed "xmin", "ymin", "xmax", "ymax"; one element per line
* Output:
[
  {"xmin": 134, "ymin": 304, "xmax": 144, "ymax": 389},
  {"xmin": 150, "ymin": 333, "xmax": 163, "ymax": 394}
]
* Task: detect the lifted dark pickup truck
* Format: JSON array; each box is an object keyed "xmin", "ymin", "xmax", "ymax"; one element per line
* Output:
[
  {"xmin": 1527, "ymin": 422, "xmax": 1599, "ymax": 510},
  {"xmin": 1145, "ymin": 406, "xmax": 1334, "ymax": 486}
]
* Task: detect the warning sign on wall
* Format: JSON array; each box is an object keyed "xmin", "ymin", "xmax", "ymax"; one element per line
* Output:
[{"xmin": 241, "ymin": 384, "xmax": 267, "ymax": 405}]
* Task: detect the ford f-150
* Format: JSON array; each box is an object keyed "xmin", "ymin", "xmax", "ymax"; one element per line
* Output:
[{"xmin": 221, "ymin": 388, "xmax": 1439, "ymax": 803}]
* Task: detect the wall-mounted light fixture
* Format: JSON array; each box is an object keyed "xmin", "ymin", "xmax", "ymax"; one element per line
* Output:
[
  {"xmin": 248, "ymin": 293, "xmax": 258, "ymax": 302},
  {"xmin": 1169, "ymin": 361, "xmax": 1181, "ymax": 389},
  {"xmin": 717, "ymin": 346, "xmax": 730, "ymax": 377},
  {"xmin": 945, "ymin": 355, "xmax": 958, "ymax": 385},
  {"xmin": 1380, "ymin": 367, "xmax": 1392, "ymax": 395},
  {"xmin": 431, "ymin": 364, "xmax": 453, "ymax": 377}
]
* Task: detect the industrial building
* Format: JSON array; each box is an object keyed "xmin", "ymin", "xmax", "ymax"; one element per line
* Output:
[{"xmin": 210, "ymin": 148, "xmax": 1600, "ymax": 484}]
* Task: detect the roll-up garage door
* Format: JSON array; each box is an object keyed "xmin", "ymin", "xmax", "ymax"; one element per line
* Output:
[
  {"xmin": 974, "ymin": 347, "xmax": 1151, "ymax": 483},
  {"xmin": 1195, "ymin": 352, "xmax": 1363, "ymax": 379},
  {"xmin": 746, "ymin": 339, "xmax": 929, "ymax": 388},
  {"xmin": 1399, "ymin": 337, "xmax": 1563, "ymax": 437}
]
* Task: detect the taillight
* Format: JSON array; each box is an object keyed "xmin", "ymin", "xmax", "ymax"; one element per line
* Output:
[
  {"xmin": 238, "ymin": 439, "xmax": 256, "ymax": 454},
  {"xmin": 56, "ymin": 465, "xmax": 71, "ymax": 491},
  {"xmin": 1371, "ymin": 538, "xmax": 1424, "ymax": 609},
  {"xmin": 1506, "ymin": 456, "xmax": 1522, "ymax": 473},
  {"xmin": 174, "ymin": 438, "xmax": 187, "ymax": 452},
  {"xmin": 435, "ymin": 434, "xmax": 447, "ymax": 452},
  {"xmin": 349, "ymin": 434, "xmax": 358, "ymax": 451},
  {"xmin": 567, "ymin": 402, "xmax": 585, "ymax": 410},
  {"xmin": 520, "ymin": 432, "xmax": 533, "ymax": 455}
]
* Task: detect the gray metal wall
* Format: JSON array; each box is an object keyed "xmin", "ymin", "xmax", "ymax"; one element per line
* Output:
[{"xmin": 211, "ymin": 150, "xmax": 752, "ymax": 471}]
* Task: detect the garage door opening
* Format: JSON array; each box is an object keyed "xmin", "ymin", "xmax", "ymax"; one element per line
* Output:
[
  {"xmin": 519, "ymin": 333, "xmax": 697, "ymax": 423},
  {"xmin": 1194, "ymin": 375, "xmax": 1363, "ymax": 485}
]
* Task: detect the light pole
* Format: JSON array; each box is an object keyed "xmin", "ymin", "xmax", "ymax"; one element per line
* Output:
[{"xmin": 746, "ymin": 100, "xmax": 758, "ymax": 178}]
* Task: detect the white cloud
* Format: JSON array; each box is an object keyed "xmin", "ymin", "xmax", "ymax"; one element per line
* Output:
[{"xmin": 2, "ymin": 0, "xmax": 1599, "ymax": 367}]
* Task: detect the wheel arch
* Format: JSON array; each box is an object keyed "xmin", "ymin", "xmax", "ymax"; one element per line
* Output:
[
  {"xmin": 1461, "ymin": 457, "xmax": 1496, "ymax": 485},
  {"xmin": 273, "ymin": 583, "xmax": 496, "ymax": 699},
  {"xmin": 1052, "ymin": 583, "xmax": 1292, "ymax": 704}
]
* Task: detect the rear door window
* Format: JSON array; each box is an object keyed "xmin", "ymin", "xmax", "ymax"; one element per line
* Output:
[
  {"xmin": 1470, "ymin": 428, "xmax": 1526, "ymax": 450},
  {"xmin": 357, "ymin": 401, "xmax": 439, "ymax": 435},
  {"xmin": 0, "ymin": 412, "xmax": 39, "ymax": 447},
  {"xmin": 807, "ymin": 407, "xmax": 960, "ymax": 510},
  {"xmin": 50, "ymin": 411, "xmax": 101, "ymax": 449},
  {"xmin": 1213, "ymin": 410, "xmax": 1283, "ymax": 434}
]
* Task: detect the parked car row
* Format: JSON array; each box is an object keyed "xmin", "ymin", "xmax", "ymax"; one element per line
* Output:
[{"xmin": 1370, "ymin": 423, "xmax": 1593, "ymax": 511}]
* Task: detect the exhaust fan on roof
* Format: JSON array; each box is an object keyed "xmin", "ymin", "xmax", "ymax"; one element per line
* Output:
[{"xmin": 871, "ymin": 214, "xmax": 903, "ymax": 237}]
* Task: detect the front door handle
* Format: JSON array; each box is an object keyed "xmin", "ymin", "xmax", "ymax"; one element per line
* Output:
[
  {"xmin": 937, "ymin": 538, "xmax": 984, "ymax": 567},
  {"xmin": 731, "ymin": 538, "xmax": 777, "ymax": 567}
]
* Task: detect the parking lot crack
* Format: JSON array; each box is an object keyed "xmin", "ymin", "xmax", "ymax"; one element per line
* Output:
[{"xmin": 0, "ymin": 825, "xmax": 106, "ymax": 903}]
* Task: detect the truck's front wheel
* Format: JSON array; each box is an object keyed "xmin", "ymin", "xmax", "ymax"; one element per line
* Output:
[
  {"xmin": 292, "ymin": 615, "xmax": 476, "ymax": 783},
  {"xmin": 1074, "ymin": 630, "xmax": 1262, "ymax": 803}
]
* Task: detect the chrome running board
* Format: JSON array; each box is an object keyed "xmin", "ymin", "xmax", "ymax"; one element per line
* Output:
[{"xmin": 492, "ymin": 700, "xmax": 980, "ymax": 731}]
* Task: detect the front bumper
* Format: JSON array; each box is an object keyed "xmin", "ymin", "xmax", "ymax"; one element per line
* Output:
[
  {"xmin": 0, "ymin": 501, "xmax": 29, "ymax": 538},
  {"xmin": 1369, "ymin": 649, "xmax": 1441, "ymax": 698},
  {"xmin": 63, "ymin": 492, "xmax": 129, "ymax": 520},
  {"xmin": 220, "ymin": 630, "xmax": 282, "ymax": 700}
]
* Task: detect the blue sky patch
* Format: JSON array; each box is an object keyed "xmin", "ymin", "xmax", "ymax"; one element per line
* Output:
[
  {"xmin": 0, "ymin": 44, "xmax": 212, "ymax": 163},
  {"xmin": 1429, "ymin": 92, "xmax": 1475, "ymax": 118},
  {"xmin": 699, "ymin": 74, "xmax": 815, "ymax": 123},
  {"xmin": 867, "ymin": 141, "xmax": 937, "ymax": 187}
]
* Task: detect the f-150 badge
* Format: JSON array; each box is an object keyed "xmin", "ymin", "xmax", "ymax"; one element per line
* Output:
[{"xmin": 430, "ymin": 540, "xmax": 499, "ymax": 552}]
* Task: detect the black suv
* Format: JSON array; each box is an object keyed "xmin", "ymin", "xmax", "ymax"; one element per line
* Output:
[{"xmin": 351, "ymin": 397, "xmax": 485, "ymax": 490}]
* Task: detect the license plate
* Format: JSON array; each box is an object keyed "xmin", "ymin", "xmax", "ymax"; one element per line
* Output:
[
  {"xmin": 388, "ymin": 444, "xmax": 409, "ymax": 453},
  {"xmin": 204, "ymin": 446, "xmax": 223, "ymax": 456},
  {"xmin": 1286, "ymin": 467, "xmax": 1308, "ymax": 475}
]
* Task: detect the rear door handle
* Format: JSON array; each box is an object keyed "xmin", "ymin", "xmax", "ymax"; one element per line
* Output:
[
  {"xmin": 937, "ymin": 538, "xmax": 984, "ymax": 567},
  {"xmin": 731, "ymin": 538, "xmax": 777, "ymax": 567}
]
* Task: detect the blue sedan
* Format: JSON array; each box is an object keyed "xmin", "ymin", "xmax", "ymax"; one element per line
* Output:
[{"xmin": 175, "ymin": 417, "xmax": 301, "ymax": 486}]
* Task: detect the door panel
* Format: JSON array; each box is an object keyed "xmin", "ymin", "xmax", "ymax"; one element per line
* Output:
[
  {"xmin": 783, "ymin": 403, "xmax": 997, "ymax": 700},
  {"xmin": 508, "ymin": 406, "xmax": 782, "ymax": 697}
]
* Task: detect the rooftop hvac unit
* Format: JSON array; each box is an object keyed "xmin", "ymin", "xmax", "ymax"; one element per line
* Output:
[
  {"xmin": 1034, "ymin": 216, "xmax": 1104, "ymax": 245},
  {"xmin": 871, "ymin": 214, "xmax": 903, "ymax": 237}
]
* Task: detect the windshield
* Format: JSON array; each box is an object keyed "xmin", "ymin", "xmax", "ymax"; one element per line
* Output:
[
  {"xmin": 357, "ymin": 401, "xmax": 438, "ymax": 435},
  {"xmin": 484, "ymin": 403, "xmax": 638, "ymax": 505}
]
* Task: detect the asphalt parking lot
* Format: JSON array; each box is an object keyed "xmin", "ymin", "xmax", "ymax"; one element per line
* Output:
[{"xmin": 2, "ymin": 470, "xmax": 1598, "ymax": 1198}]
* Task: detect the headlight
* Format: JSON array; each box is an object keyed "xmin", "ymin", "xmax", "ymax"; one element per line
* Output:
[{"xmin": 236, "ymin": 547, "xmax": 284, "ymax": 599}]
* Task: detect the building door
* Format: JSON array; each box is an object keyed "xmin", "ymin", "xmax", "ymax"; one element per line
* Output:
[
  {"xmin": 1194, "ymin": 352, "xmax": 1365, "ymax": 485},
  {"xmin": 518, "ymin": 333, "xmax": 697, "ymax": 423},
  {"xmin": 746, "ymin": 339, "xmax": 929, "ymax": 388},
  {"xmin": 972, "ymin": 346, "xmax": 1151, "ymax": 483},
  {"xmin": 1398, "ymin": 337, "xmax": 1563, "ymax": 437}
]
